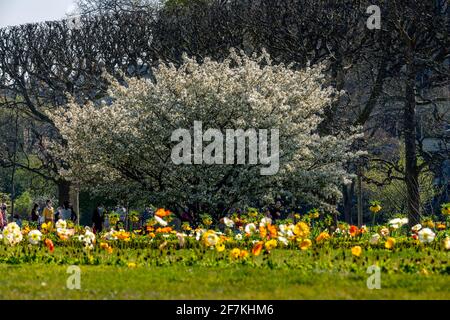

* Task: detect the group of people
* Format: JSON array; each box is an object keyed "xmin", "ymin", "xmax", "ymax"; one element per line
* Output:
[
  {"xmin": 0, "ymin": 198, "xmax": 152, "ymax": 233},
  {"xmin": 35, "ymin": 200, "xmax": 78, "ymax": 225},
  {"xmin": 0, "ymin": 199, "xmax": 77, "ymax": 229},
  {"xmin": 0, "ymin": 196, "xmax": 291, "ymax": 232}
]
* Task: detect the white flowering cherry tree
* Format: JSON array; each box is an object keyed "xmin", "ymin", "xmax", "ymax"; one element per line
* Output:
[{"xmin": 49, "ymin": 50, "xmax": 363, "ymax": 216}]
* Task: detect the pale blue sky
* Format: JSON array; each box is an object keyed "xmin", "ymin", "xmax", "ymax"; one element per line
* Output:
[{"xmin": 0, "ymin": 0, "xmax": 76, "ymax": 28}]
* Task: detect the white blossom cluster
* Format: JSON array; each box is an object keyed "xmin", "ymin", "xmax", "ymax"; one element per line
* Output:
[{"xmin": 49, "ymin": 50, "xmax": 363, "ymax": 212}]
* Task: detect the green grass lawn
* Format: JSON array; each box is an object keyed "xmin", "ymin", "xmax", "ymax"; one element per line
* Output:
[
  {"xmin": 0, "ymin": 264, "xmax": 449, "ymax": 299},
  {"xmin": 0, "ymin": 248, "xmax": 449, "ymax": 299}
]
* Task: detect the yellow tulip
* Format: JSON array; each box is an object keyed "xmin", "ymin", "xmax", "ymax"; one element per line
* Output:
[
  {"xmin": 264, "ymin": 239, "xmax": 278, "ymax": 251},
  {"xmin": 299, "ymin": 239, "xmax": 312, "ymax": 250},
  {"xmin": 385, "ymin": 237, "xmax": 396, "ymax": 249},
  {"xmin": 351, "ymin": 246, "xmax": 362, "ymax": 257},
  {"xmin": 293, "ymin": 222, "xmax": 310, "ymax": 238},
  {"xmin": 215, "ymin": 243, "xmax": 225, "ymax": 252},
  {"xmin": 230, "ymin": 248, "xmax": 241, "ymax": 259}
]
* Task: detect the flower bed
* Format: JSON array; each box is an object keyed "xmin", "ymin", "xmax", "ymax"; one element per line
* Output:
[{"xmin": 1, "ymin": 207, "xmax": 449, "ymax": 274}]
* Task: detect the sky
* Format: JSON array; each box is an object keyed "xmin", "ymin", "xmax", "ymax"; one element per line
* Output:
[{"xmin": 0, "ymin": 0, "xmax": 76, "ymax": 28}]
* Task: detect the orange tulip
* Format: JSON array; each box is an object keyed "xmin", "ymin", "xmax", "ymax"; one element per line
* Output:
[
  {"xmin": 239, "ymin": 250, "xmax": 249, "ymax": 259},
  {"xmin": 349, "ymin": 225, "xmax": 359, "ymax": 237},
  {"xmin": 267, "ymin": 224, "xmax": 277, "ymax": 238},
  {"xmin": 259, "ymin": 226, "xmax": 267, "ymax": 239},
  {"xmin": 436, "ymin": 223, "xmax": 446, "ymax": 230},
  {"xmin": 155, "ymin": 227, "xmax": 173, "ymax": 233},
  {"xmin": 44, "ymin": 238, "xmax": 54, "ymax": 253},
  {"xmin": 316, "ymin": 231, "xmax": 330, "ymax": 243},
  {"xmin": 252, "ymin": 241, "xmax": 264, "ymax": 256},
  {"xmin": 155, "ymin": 208, "xmax": 171, "ymax": 218}
]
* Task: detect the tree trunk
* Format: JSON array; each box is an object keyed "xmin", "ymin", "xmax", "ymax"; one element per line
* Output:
[
  {"xmin": 69, "ymin": 183, "xmax": 80, "ymax": 225},
  {"xmin": 343, "ymin": 182, "xmax": 354, "ymax": 224},
  {"xmin": 357, "ymin": 172, "xmax": 363, "ymax": 227},
  {"xmin": 404, "ymin": 59, "xmax": 421, "ymax": 225}
]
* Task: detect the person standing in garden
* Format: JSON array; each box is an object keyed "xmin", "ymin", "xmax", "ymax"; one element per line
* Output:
[
  {"xmin": 55, "ymin": 206, "xmax": 62, "ymax": 221},
  {"xmin": 0, "ymin": 200, "xmax": 7, "ymax": 228},
  {"xmin": 141, "ymin": 207, "xmax": 153, "ymax": 228},
  {"xmin": 70, "ymin": 204, "xmax": 78, "ymax": 224},
  {"xmin": 13, "ymin": 214, "xmax": 22, "ymax": 228},
  {"xmin": 30, "ymin": 203, "xmax": 39, "ymax": 223},
  {"xmin": 42, "ymin": 200, "xmax": 54, "ymax": 223},
  {"xmin": 181, "ymin": 208, "xmax": 193, "ymax": 224},
  {"xmin": 103, "ymin": 207, "xmax": 110, "ymax": 231},
  {"xmin": 92, "ymin": 204, "xmax": 105, "ymax": 233},
  {"xmin": 118, "ymin": 205, "xmax": 126, "ymax": 223},
  {"xmin": 60, "ymin": 201, "xmax": 75, "ymax": 221}
]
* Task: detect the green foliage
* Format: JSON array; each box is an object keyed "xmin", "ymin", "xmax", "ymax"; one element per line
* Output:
[
  {"xmin": 107, "ymin": 212, "xmax": 121, "ymax": 226},
  {"xmin": 0, "ymin": 192, "xmax": 10, "ymax": 203},
  {"xmin": 14, "ymin": 191, "xmax": 33, "ymax": 216},
  {"xmin": 199, "ymin": 213, "xmax": 213, "ymax": 227},
  {"xmin": 0, "ymin": 149, "xmax": 57, "ymax": 201},
  {"xmin": 128, "ymin": 210, "xmax": 141, "ymax": 223}
]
